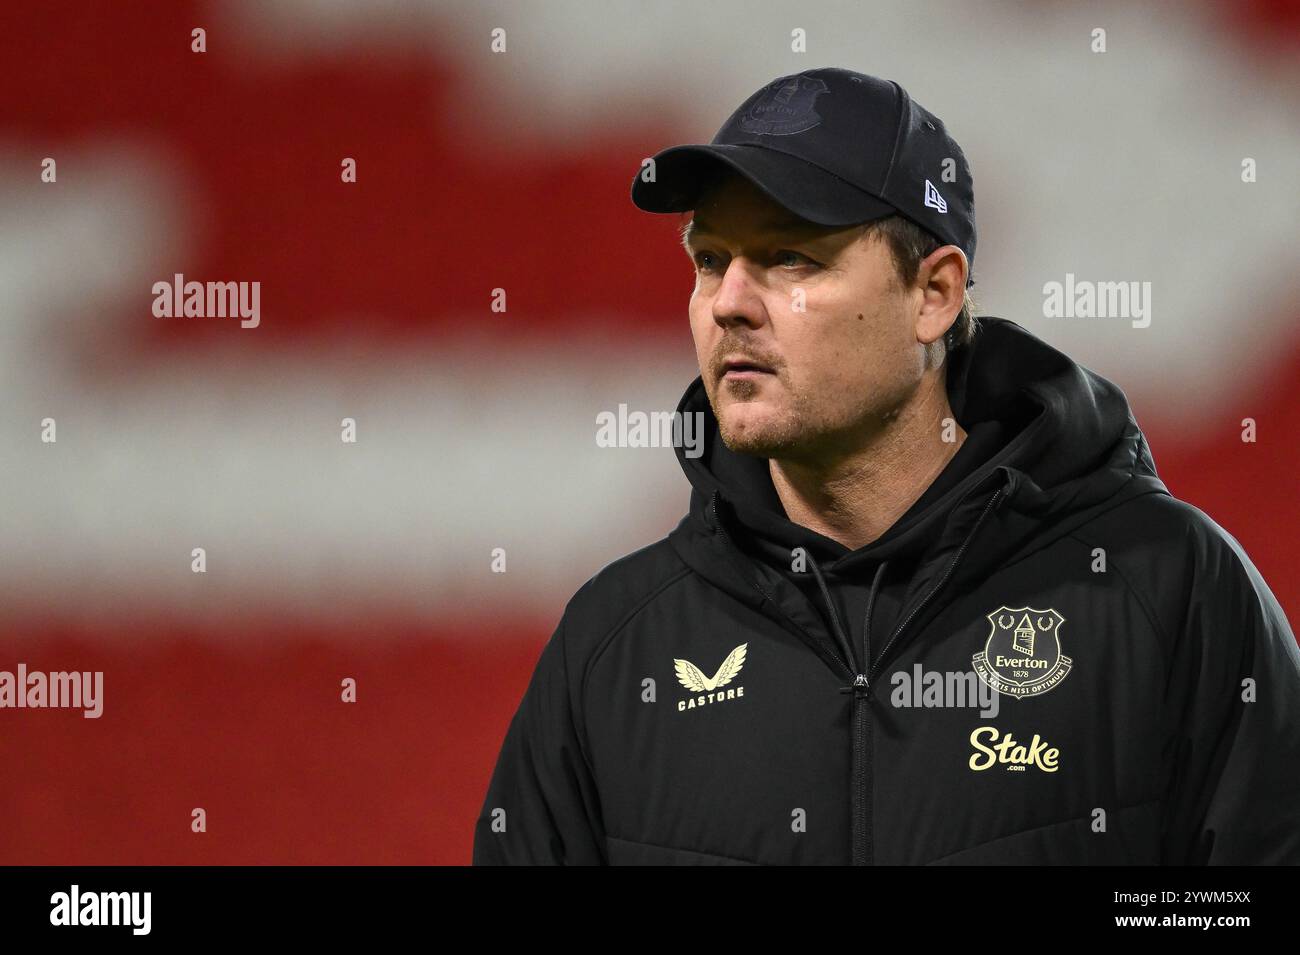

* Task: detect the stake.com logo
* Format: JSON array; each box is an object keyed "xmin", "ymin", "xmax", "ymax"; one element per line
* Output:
[{"xmin": 968, "ymin": 725, "xmax": 1060, "ymax": 773}]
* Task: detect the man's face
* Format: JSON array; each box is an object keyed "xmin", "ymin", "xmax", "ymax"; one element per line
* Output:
[{"xmin": 683, "ymin": 172, "xmax": 931, "ymax": 463}]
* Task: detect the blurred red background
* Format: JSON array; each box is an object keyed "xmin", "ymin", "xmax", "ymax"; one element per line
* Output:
[{"xmin": 0, "ymin": 0, "xmax": 1296, "ymax": 863}]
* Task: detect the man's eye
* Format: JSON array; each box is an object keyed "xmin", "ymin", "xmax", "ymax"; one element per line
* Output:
[
  {"xmin": 694, "ymin": 252, "xmax": 720, "ymax": 272},
  {"xmin": 777, "ymin": 250, "xmax": 814, "ymax": 269}
]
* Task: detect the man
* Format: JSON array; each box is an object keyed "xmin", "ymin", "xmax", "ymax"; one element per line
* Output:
[{"xmin": 473, "ymin": 67, "xmax": 1300, "ymax": 865}]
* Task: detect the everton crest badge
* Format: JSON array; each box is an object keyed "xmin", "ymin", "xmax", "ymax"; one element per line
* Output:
[{"xmin": 972, "ymin": 607, "xmax": 1072, "ymax": 699}]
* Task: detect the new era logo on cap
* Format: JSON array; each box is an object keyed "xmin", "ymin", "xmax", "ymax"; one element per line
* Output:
[{"xmin": 924, "ymin": 179, "xmax": 948, "ymax": 214}]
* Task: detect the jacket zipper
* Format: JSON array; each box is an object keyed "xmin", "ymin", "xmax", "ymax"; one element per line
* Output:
[
  {"xmin": 850, "ymin": 673, "xmax": 872, "ymax": 865},
  {"xmin": 710, "ymin": 483, "xmax": 1006, "ymax": 865},
  {"xmin": 854, "ymin": 485, "xmax": 1005, "ymax": 865}
]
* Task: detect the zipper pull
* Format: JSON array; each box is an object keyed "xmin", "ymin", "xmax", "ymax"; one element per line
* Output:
[{"xmin": 838, "ymin": 673, "xmax": 870, "ymax": 695}]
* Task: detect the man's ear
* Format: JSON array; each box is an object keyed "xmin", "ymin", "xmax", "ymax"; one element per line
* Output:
[{"xmin": 915, "ymin": 245, "xmax": 968, "ymax": 346}]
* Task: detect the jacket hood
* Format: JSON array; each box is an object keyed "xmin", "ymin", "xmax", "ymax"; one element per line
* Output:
[{"xmin": 666, "ymin": 317, "xmax": 1170, "ymax": 661}]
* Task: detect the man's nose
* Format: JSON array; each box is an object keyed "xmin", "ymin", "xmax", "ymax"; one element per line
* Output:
[{"xmin": 710, "ymin": 257, "xmax": 767, "ymax": 330}]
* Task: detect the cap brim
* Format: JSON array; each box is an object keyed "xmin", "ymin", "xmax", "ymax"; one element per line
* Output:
[{"xmin": 630, "ymin": 143, "xmax": 895, "ymax": 227}]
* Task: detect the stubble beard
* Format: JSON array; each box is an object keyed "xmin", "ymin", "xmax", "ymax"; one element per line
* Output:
[
  {"xmin": 709, "ymin": 373, "xmax": 904, "ymax": 465},
  {"xmin": 709, "ymin": 375, "xmax": 820, "ymax": 459}
]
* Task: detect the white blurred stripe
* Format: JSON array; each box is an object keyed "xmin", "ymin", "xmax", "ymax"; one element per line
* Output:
[{"xmin": 1, "ymin": 338, "xmax": 697, "ymax": 631}]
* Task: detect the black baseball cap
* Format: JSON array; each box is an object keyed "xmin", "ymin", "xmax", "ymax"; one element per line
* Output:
[{"xmin": 630, "ymin": 67, "xmax": 976, "ymax": 286}]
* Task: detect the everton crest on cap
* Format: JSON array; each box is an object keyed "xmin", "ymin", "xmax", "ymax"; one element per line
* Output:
[{"xmin": 735, "ymin": 75, "xmax": 830, "ymax": 135}]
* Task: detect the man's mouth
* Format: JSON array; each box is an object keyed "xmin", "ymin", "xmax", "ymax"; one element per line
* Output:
[{"xmin": 720, "ymin": 356, "xmax": 777, "ymax": 381}]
